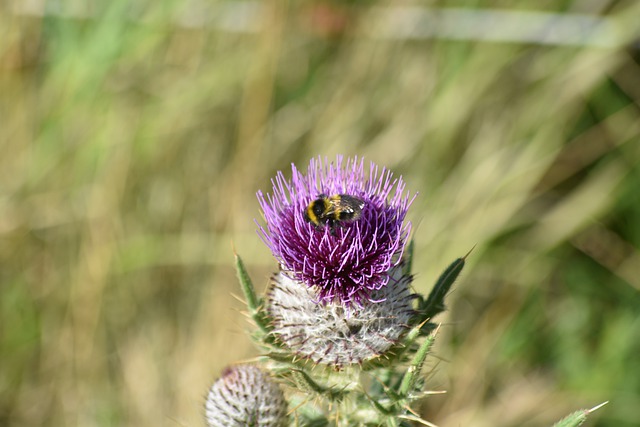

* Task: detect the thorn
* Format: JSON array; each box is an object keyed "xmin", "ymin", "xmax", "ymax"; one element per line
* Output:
[
  {"xmin": 587, "ymin": 401, "xmax": 609, "ymax": 413},
  {"xmin": 238, "ymin": 311, "xmax": 252, "ymax": 321},
  {"xmin": 166, "ymin": 416, "xmax": 189, "ymax": 427},
  {"xmin": 287, "ymin": 399, "xmax": 307, "ymax": 416},
  {"xmin": 233, "ymin": 356, "xmax": 263, "ymax": 365},
  {"xmin": 462, "ymin": 244, "xmax": 477, "ymax": 260},
  {"xmin": 418, "ymin": 317, "xmax": 431, "ymax": 329},
  {"xmin": 370, "ymin": 372, "xmax": 393, "ymax": 393},
  {"xmin": 431, "ymin": 323, "xmax": 442, "ymax": 337},
  {"xmin": 230, "ymin": 292, "xmax": 247, "ymax": 304},
  {"xmin": 404, "ymin": 404, "xmax": 420, "ymax": 417},
  {"xmin": 398, "ymin": 414, "xmax": 440, "ymax": 427}
]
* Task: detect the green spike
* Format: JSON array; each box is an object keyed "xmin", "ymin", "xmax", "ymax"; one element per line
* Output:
[
  {"xmin": 398, "ymin": 329, "xmax": 438, "ymax": 397},
  {"xmin": 377, "ymin": 321, "xmax": 436, "ymax": 395},
  {"xmin": 552, "ymin": 410, "xmax": 588, "ymax": 427},
  {"xmin": 552, "ymin": 402, "xmax": 608, "ymax": 427},
  {"xmin": 288, "ymin": 369, "xmax": 347, "ymax": 402},
  {"xmin": 422, "ymin": 247, "xmax": 474, "ymax": 319},
  {"xmin": 234, "ymin": 251, "xmax": 259, "ymax": 310},
  {"xmin": 369, "ymin": 368, "xmax": 393, "ymax": 396},
  {"xmin": 233, "ymin": 250, "xmax": 270, "ymax": 333},
  {"xmin": 264, "ymin": 351, "xmax": 312, "ymax": 371},
  {"xmin": 393, "ymin": 319, "xmax": 431, "ymax": 362},
  {"xmin": 264, "ymin": 351, "xmax": 295, "ymax": 364},
  {"xmin": 363, "ymin": 391, "xmax": 394, "ymax": 416}
]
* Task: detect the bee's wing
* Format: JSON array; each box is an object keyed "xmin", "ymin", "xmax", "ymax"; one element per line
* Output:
[
  {"xmin": 341, "ymin": 195, "xmax": 365, "ymax": 212},
  {"xmin": 324, "ymin": 201, "xmax": 343, "ymax": 215},
  {"xmin": 328, "ymin": 196, "xmax": 363, "ymax": 214}
]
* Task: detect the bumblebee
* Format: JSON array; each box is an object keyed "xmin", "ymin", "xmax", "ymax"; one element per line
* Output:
[{"xmin": 304, "ymin": 194, "xmax": 365, "ymax": 232}]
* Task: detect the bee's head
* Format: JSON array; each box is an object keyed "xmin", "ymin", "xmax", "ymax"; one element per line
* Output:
[
  {"xmin": 304, "ymin": 196, "xmax": 328, "ymax": 226},
  {"xmin": 311, "ymin": 198, "xmax": 328, "ymax": 218}
]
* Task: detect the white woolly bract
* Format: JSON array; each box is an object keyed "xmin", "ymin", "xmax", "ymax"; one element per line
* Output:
[
  {"xmin": 267, "ymin": 267, "xmax": 415, "ymax": 366},
  {"xmin": 205, "ymin": 365, "xmax": 288, "ymax": 427}
]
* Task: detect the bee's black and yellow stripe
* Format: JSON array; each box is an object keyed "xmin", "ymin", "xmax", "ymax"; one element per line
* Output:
[
  {"xmin": 305, "ymin": 197, "xmax": 330, "ymax": 227},
  {"xmin": 304, "ymin": 194, "xmax": 365, "ymax": 230}
]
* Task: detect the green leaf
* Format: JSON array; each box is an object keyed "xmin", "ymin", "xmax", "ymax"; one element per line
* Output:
[
  {"xmin": 421, "ymin": 247, "xmax": 474, "ymax": 319},
  {"xmin": 233, "ymin": 250, "xmax": 270, "ymax": 333},
  {"xmin": 234, "ymin": 250, "xmax": 259, "ymax": 310},
  {"xmin": 398, "ymin": 328, "xmax": 438, "ymax": 397},
  {"xmin": 392, "ymin": 318, "xmax": 434, "ymax": 362}
]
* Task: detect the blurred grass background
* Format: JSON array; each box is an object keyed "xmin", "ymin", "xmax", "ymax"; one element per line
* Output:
[{"xmin": 1, "ymin": 0, "xmax": 640, "ymax": 426}]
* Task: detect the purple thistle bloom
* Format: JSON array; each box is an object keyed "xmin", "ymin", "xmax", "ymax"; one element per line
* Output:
[{"xmin": 256, "ymin": 156, "xmax": 415, "ymax": 306}]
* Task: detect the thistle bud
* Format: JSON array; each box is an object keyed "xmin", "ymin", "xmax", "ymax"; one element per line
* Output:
[
  {"xmin": 205, "ymin": 365, "xmax": 288, "ymax": 427},
  {"xmin": 267, "ymin": 266, "xmax": 415, "ymax": 366}
]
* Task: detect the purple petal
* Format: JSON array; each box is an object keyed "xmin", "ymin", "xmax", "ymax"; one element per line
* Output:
[{"xmin": 257, "ymin": 155, "xmax": 416, "ymax": 306}]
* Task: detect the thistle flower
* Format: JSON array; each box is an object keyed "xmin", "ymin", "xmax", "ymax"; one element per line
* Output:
[
  {"xmin": 204, "ymin": 364, "xmax": 288, "ymax": 427},
  {"xmin": 206, "ymin": 155, "xmax": 594, "ymax": 427},
  {"xmin": 267, "ymin": 265, "xmax": 415, "ymax": 366},
  {"xmin": 257, "ymin": 156, "xmax": 415, "ymax": 306}
]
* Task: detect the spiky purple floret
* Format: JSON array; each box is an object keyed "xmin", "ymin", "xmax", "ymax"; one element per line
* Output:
[{"xmin": 257, "ymin": 156, "xmax": 415, "ymax": 306}]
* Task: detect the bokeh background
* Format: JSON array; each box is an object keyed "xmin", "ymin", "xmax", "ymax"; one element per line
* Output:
[{"xmin": 2, "ymin": 1, "xmax": 640, "ymax": 426}]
